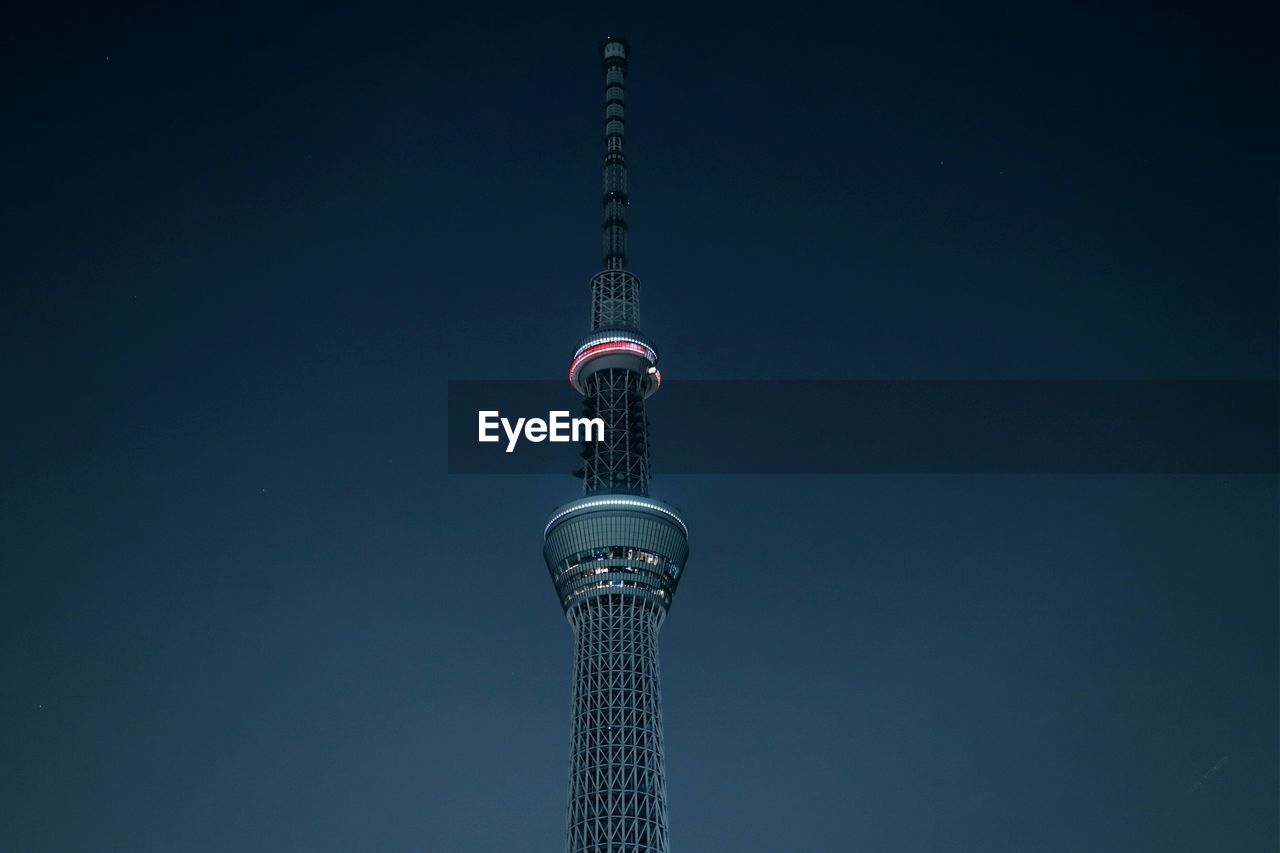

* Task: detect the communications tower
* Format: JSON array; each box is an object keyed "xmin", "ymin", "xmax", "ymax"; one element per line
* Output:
[{"xmin": 542, "ymin": 37, "xmax": 690, "ymax": 853}]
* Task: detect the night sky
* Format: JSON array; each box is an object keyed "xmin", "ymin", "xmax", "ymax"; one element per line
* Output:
[{"xmin": 3, "ymin": 3, "xmax": 1276, "ymax": 851}]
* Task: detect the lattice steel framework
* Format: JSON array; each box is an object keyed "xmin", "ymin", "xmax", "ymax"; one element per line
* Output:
[
  {"xmin": 590, "ymin": 269, "xmax": 641, "ymax": 331},
  {"xmin": 581, "ymin": 367, "xmax": 651, "ymax": 495},
  {"xmin": 543, "ymin": 37, "xmax": 690, "ymax": 853},
  {"xmin": 566, "ymin": 595, "xmax": 668, "ymax": 852}
]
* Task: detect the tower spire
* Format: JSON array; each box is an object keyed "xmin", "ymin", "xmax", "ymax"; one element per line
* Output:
[
  {"xmin": 588, "ymin": 37, "xmax": 642, "ymax": 334},
  {"xmin": 601, "ymin": 37, "xmax": 630, "ymax": 270}
]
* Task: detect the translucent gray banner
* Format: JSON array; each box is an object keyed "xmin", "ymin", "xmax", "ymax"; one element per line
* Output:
[{"xmin": 447, "ymin": 380, "xmax": 1277, "ymax": 474}]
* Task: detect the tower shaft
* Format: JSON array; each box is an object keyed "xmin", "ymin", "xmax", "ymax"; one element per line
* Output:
[
  {"xmin": 580, "ymin": 367, "xmax": 651, "ymax": 495},
  {"xmin": 566, "ymin": 595, "xmax": 668, "ymax": 851},
  {"xmin": 544, "ymin": 38, "xmax": 690, "ymax": 853}
]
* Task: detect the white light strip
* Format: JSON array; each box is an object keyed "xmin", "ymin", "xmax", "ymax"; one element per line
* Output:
[
  {"xmin": 573, "ymin": 334, "xmax": 656, "ymax": 361},
  {"xmin": 544, "ymin": 497, "xmax": 688, "ymax": 537}
]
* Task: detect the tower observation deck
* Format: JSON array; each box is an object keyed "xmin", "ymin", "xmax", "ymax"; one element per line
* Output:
[{"xmin": 542, "ymin": 38, "xmax": 690, "ymax": 853}]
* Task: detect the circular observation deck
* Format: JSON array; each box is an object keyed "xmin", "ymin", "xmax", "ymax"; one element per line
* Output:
[
  {"xmin": 568, "ymin": 331, "xmax": 662, "ymax": 397},
  {"xmin": 543, "ymin": 496, "xmax": 689, "ymax": 612}
]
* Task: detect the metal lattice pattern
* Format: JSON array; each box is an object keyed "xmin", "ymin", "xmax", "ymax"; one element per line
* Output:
[
  {"xmin": 565, "ymin": 593, "xmax": 669, "ymax": 853},
  {"xmin": 590, "ymin": 269, "xmax": 641, "ymax": 332},
  {"xmin": 581, "ymin": 367, "xmax": 650, "ymax": 495}
]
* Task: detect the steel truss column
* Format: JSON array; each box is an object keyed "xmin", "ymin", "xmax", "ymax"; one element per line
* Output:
[
  {"xmin": 590, "ymin": 269, "xmax": 641, "ymax": 332},
  {"xmin": 581, "ymin": 368, "xmax": 650, "ymax": 496},
  {"xmin": 565, "ymin": 594, "xmax": 669, "ymax": 853}
]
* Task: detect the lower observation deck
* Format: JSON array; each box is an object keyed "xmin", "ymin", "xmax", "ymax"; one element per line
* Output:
[{"xmin": 544, "ymin": 496, "xmax": 690, "ymax": 612}]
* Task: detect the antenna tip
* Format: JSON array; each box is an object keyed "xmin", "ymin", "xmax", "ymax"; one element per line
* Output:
[{"xmin": 600, "ymin": 36, "xmax": 630, "ymax": 58}]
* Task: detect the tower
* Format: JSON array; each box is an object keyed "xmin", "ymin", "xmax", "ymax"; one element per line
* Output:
[{"xmin": 542, "ymin": 38, "xmax": 690, "ymax": 853}]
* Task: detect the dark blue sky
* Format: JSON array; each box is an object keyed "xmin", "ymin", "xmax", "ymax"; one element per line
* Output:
[{"xmin": 2, "ymin": 2, "xmax": 1276, "ymax": 851}]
